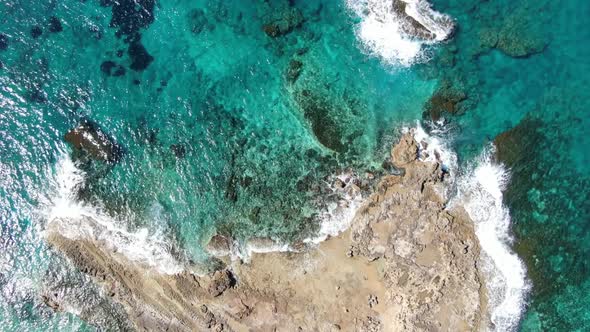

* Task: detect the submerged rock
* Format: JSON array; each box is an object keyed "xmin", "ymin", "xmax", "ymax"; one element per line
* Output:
[
  {"xmin": 496, "ymin": 15, "xmax": 547, "ymax": 58},
  {"xmin": 28, "ymin": 87, "xmax": 48, "ymax": 103},
  {"xmin": 187, "ymin": 8, "xmax": 212, "ymax": 34},
  {"xmin": 64, "ymin": 121, "xmax": 122, "ymax": 163},
  {"xmin": 48, "ymin": 16, "xmax": 63, "ymax": 33},
  {"xmin": 100, "ymin": 60, "xmax": 126, "ymax": 77},
  {"xmin": 262, "ymin": 7, "xmax": 303, "ymax": 38},
  {"xmin": 286, "ymin": 59, "xmax": 303, "ymax": 83},
  {"xmin": 101, "ymin": 0, "xmax": 156, "ymax": 70},
  {"xmin": 106, "ymin": 0, "xmax": 155, "ymax": 37},
  {"xmin": 0, "ymin": 33, "xmax": 8, "ymax": 50},
  {"xmin": 31, "ymin": 26, "xmax": 43, "ymax": 39},
  {"xmin": 424, "ymin": 82, "xmax": 467, "ymax": 121},
  {"xmin": 128, "ymin": 40, "xmax": 154, "ymax": 71},
  {"xmin": 170, "ymin": 144, "xmax": 187, "ymax": 158},
  {"xmin": 494, "ymin": 115, "xmax": 543, "ymax": 168},
  {"xmin": 295, "ymin": 90, "xmax": 347, "ymax": 153}
]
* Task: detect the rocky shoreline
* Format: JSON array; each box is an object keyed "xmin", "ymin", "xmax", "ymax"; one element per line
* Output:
[{"xmin": 44, "ymin": 132, "xmax": 488, "ymax": 331}]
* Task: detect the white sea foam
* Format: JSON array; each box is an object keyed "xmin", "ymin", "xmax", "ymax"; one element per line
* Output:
[
  {"xmin": 346, "ymin": 0, "xmax": 454, "ymax": 66},
  {"xmin": 304, "ymin": 171, "xmax": 365, "ymax": 244},
  {"xmin": 410, "ymin": 122, "xmax": 457, "ymax": 174},
  {"xmin": 453, "ymin": 146, "xmax": 529, "ymax": 331},
  {"xmin": 304, "ymin": 125, "xmax": 451, "ymax": 247},
  {"xmin": 407, "ymin": 126, "xmax": 528, "ymax": 330},
  {"xmin": 42, "ymin": 154, "xmax": 183, "ymax": 274},
  {"xmin": 232, "ymin": 239, "xmax": 292, "ymax": 263},
  {"xmin": 230, "ymin": 171, "xmax": 364, "ymax": 262}
]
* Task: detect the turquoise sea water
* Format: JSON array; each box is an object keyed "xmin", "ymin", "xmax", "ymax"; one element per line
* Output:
[{"xmin": 0, "ymin": 0, "xmax": 588, "ymax": 330}]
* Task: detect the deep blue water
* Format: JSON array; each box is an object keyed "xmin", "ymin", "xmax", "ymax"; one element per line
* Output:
[{"xmin": 0, "ymin": 0, "xmax": 588, "ymax": 330}]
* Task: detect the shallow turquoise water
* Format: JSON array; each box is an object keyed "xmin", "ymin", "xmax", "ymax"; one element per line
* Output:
[
  {"xmin": 429, "ymin": 0, "xmax": 590, "ymax": 329},
  {"xmin": 0, "ymin": 0, "xmax": 588, "ymax": 330}
]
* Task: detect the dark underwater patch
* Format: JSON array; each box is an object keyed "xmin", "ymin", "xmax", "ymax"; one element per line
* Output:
[
  {"xmin": 188, "ymin": 8, "xmax": 212, "ymax": 34},
  {"xmin": 100, "ymin": 0, "xmax": 156, "ymax": 71},
  {"xmin": 0, "ymin": 33, "xmax": 8, "ymax": 50},
  {"xmin": 48, "ymin": 16, "xmax": 63, "ymax": 33},
  {"xmin": 29, "ymin": 88, "xmax": 48, "ymax": 103},
  {"xmin": 31, "ymin": 26, "xmax": 43, "ymax": 39},
  {"xmin": 128, "ymin": 40, "xmax": 153, "ymax": 71},
  {"xmin": 108, "ymin": 0, "xmax": 155, "ymax": 38},
  {"xmin": 299, "ymin": 92, "xmax": 346, "ymax": 152},
  {"xmin": 495, "ymin": 114, "xmax": 590, "ymax": 330},
  {"xmin": 170, "ymin": 144, "xmax": 186, "ymax": 158},
  {"xmin": 100, "ymin": 60, "xmax": 126, "ymax": 76},
  {"xmin": 423, "ymin": 82, "xmax": 467, "ymax": 121}
]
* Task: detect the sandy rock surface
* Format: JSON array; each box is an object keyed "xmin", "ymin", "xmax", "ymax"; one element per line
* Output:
[{"xmin": 45, "ymin": 133, "xmax": 487, "ymax": 331}]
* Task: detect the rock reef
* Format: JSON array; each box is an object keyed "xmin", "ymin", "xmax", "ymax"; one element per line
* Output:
[{"xmin": 45, "ymin": 133, "xmax": 487, "ymax": 331}]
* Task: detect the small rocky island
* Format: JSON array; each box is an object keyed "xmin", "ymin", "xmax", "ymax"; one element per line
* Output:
[{"xmin": 45, "ymin": 133, "xmax": 487, "ymax": 331}]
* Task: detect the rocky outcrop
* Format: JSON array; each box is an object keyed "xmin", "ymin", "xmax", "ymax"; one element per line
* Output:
[
  {"xmin": 45, "ymin": 133, "xmax": 487, "ymax": 331},
  {"xmin": 424, "ymin": 82, "xmax": 468, "ymax": 121},
  {"xmin": 390, "ymin": 0, "xmax": 454, "ymax": 42}
]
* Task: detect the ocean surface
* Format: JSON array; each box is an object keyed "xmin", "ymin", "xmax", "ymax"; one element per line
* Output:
[{"xmin": 0, "ymin": 0, "xmax": 588, "ymax": 330}]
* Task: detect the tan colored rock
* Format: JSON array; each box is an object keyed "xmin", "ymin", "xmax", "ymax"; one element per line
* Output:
[
  {"xmin": 391, "ymin": 133, "xmax": 418, "ymax": 166},
  {"xmin": 45, "ymin": 133, "xmax": 488, "ymax": 331},
  {"xmin": 206, "ymin": 234, "xmax": 231, "ymax": 257},
  {"xmin": 208, "ymin": 269, "xmax": 234, "ymax": 297}
]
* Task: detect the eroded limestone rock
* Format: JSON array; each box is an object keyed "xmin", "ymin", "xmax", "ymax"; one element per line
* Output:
[{"xmin": 45, "ymin": 133, "xmax": 487, "ymax": 331}]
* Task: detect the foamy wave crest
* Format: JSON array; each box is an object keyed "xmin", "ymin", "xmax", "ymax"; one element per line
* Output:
[
  {"xmin": 231, "ymin": 238, "xmax": 292, "ymax": 263},
  {"xmin": 206, "ymin": 170, "xmax": 365, "ymax": 262},
  {"xmin": 347, "ymin": 0, "xmax": 454, "ymax": 66},
  {"xmin": 411, "ymin": 122, "xmax": 457, "ymax": 173},
  {"xmin": 304, "ymin": 170, "xmax": 364, "ymax": 244},
  {"xmin": 42, "ymin": 154, "xmax": 183, "ymax": 274},
  {"xmin": 454, "ymin": 146, "xmax": 529, "ymax": 331}
]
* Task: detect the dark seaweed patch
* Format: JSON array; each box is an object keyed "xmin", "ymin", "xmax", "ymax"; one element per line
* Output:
[
  {"xmin": 48, "ymin": 16, "xmax": 63, "ymax": 33},
  {"xmin": 108, "ymin": 0, "xmax": 155, "ymax": 38},
  {"xmin": 31, "ymin": 26, "xmax": 43, "ymax": 39},
  {"xmin": 128, "ymin": 40, "xmax": 153, "ymax": 71},
  {"xmin": 170, "ymin": 144, "xmax": 186, "ymax": 158},
  {"xmin": 296, "ymin": 90, "xmax": 347, "ymax": 153},
  {"xmin": 29, "ymin": 88, "xmax": 48, "ymax": 103},
  {"xmin": 188, "ymin": 8, "xmax": 212, "ymax": 34},
  {"xmin": 0, "ymin": 33, "xmax": 8, "ymax": 50},
  {"xmin": 100, "ymin": 60, "xmax": 126, "ymax": 76},
  {"xmin": 100, "ymin": 0, "xmax": 156, "ymax": 71}
]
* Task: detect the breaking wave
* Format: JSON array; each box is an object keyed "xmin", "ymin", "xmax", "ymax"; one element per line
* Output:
[
  {"xmin": 41, "ymin": 153, "xmax": 183, "ymax": 274},
  {"xmin": 346, "ymin": 0, "xmax": 454, "ymax": 66},
  {"xmin": 454, "ymin": 146, "xmax": 530, "ymax": 331},
  {"xmin": 409, "ymin": 126, "xmax": 529, "ymax": 330}
]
